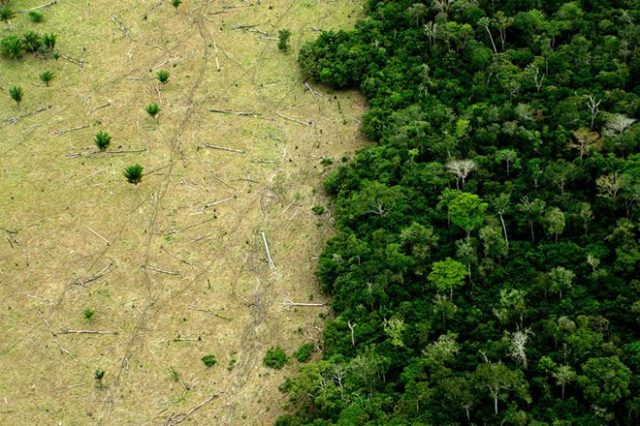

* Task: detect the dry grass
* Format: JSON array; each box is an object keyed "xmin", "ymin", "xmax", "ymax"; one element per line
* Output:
[{"xmin": 0, "ymin": 0, "xmax": 365, "ymax": 424}]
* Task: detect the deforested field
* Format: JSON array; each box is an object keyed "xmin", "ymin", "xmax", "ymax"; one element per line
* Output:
[{"xmin": 0, "ymin": 1, "xmax": 365, "ymax": 424}]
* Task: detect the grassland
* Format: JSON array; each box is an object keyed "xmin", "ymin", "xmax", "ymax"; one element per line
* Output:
[{"xmin": 0, "ymin": 1, "xmax": 365, "ymax": 424}]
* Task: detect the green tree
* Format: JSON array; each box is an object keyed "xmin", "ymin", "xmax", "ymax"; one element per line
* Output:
[
  {"xmin": 578, "ymin": 356, "xmax": 631, "ymax": 408},
  {"xmin": 517, "ymin": 197, "xmax": 545, "ymax": 243},
  {"xmin": 475, "ymin": 362, "xmax": 530, "ymax": 415},
  {"xmin": 544, "ymin": 207, "xmax": 565, "ymax": 242},
  {"xmin": 449, "ymin": 192, "xmax": 487, "ymax": 237},
  {"xmin": 94, "ymin": 131, "xmax": 111, "ymax": 151},
  {"xmin": 39, "ymin": 70, "xmax": 54, "ymax": 86},
  {"xmin": 546, "ymin": 266, "xmax": 575, "ymax": 300},
  {"xmin": 1, "ymin": 35, "xmax": 23, "ymax": 59},
  {"xmin": 428, "ymin": 258, "xmax": 467, "ymax": 301}
]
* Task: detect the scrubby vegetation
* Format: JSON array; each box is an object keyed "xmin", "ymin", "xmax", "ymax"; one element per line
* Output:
[
  {"xmin": 280, "ymin": 1, "xmax": 640, "ymax": 424},
  {"xmin": 264, "ymin": 347, "xmax": 288, "ymax": 370}
]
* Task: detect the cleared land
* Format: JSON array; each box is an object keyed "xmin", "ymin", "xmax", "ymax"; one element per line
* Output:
[{"xmin": 0, "ymin": 1, "xmax": 365, "ymax": 424}]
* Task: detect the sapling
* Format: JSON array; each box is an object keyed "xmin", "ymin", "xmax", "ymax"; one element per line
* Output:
[
  {"xmin": 0, "ymin": 6, "xmax": 14, "ymax": 24},
  {"xmin": 145, "ymin": 102, "xmax": 160, "ymax": 121},
  {"xmin": 42, "ymin": 33, "xmax": 56, "ymax": 51},
  {"xmin": 94, "ymin": 131, "xmax": 111, "ymax": 151},
  {"xmin": 156, "ymin": 69, "xmax": 170, "ymax": 84},
  {"xmin": 9, "ymin": 85, "xmax": 22, "ymax": 106},
  {"xmin": 171, "ymin": 0, "xmax": 182, "ymax": 9},
  {"xmin": 39, "ymin": 70, "xmax": 54, "ymax": 86},
  {"xmin": 83, "ymin": 308, "xmax": 95, "ymax": 321},
  {"xmin": 94, "ymin": 368, "xmax": 105, "ymax": 388},
  {"xmin": 124, "ymin": 164, "xmax": 144, "ymax": 185},
  {"xmin": 22, "ymin": 31, "xmax": 41, "ymax": 53}
]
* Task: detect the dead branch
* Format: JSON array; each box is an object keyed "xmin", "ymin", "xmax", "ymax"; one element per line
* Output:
[
  {"xmin": 22, "ymin": 1, "xmax": 58, "ymax": 12},
  {"xmin": 231, "ymin": 24, "xmax": 271, "ymax": 37},
  {"xmin": 85, "ymin": 225, "xmax": 111, "ymax": 245},
  {"xmin": 37, "ymin": 310, "xmax": 56, "ymax": 337},
  {"xmin": 162, "ymin": 393, "xmax": 223, "ymax": 426},
  {"xmin": 282, "ymin": 298, "xmax": 325, "ymax": 309},
  {"xmin": 209, "ymin": 108, "xmax": 261, "ymax": 118},
  {"xmin": 202, "ymin": 144, "xmax": 247, "ymax": 154},
  {"xmin": 57, "ymin": 329, "xmax": 118, "ymax": 335},
  {"xmin": 60, "ymin": 54, "xmax": 86, "ymax": 68},
  {"xmin": 212, "ymin": 40, "xmax": 221, "ymax": 72},
  {"xmin": 73, "ymin": 263, "xmax": 114, "ymax": 287},
  {"xmin": 111, "ymin": 15, "xmax": 135, "ymax": 41},
  {"xmin": 1, "ymin": 105, "xmax": 51, "ymax": 127},
  {"xmin": 203, "ymin": 196, "xmax": 236, "ymax": 209},
  {"xmin": 276, "ymin": 113, "xmax": 313, "ymax": 127},
  {"xmin": 212, "ymin": 174, "xmax": 236, "ymax": 190},
  {"xmin": 54, "ymin": 124, "xmax": 92, "ymax": 136},
  {"xmin": 171, "ymin": 336, "xmax": 202, "ymax": 343},
  {"xmin": 304, "ymin": 82, "xmax": 328, "ymax": 100},
  {"xmin": 261, "ymin": 232, "xmax": 276, "ymax": 270},
  {"xmin": 187, "ymin": 304, "xmax": 232, "ymax": 321},
  {"xmin": 145, "ymin": 265, "xmax": 180, "ymax": 276},
  {"xmin": 66, "ymin": 148, "xmax": 147, "ymax": 158}
]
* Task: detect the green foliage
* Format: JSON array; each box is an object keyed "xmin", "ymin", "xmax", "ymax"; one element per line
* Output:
[
  {"xmin": 1, "ymin": 35, "xmax": 23, "ymax": 59},
  {"xmin": 83, "ymin": 308, "xmax": 95, "ymax": 321},
  {"xmin": 39, "ymin": 70, "xmax": 54, "ymax": 86},
  {"xmin": 171, "ymin": 0, "xmax": 182, "ymax": 9},
  {"xmin": 285, "ymin": 1, "xmax": 640, "ymax": 424},
  {"xmin": 42, "ymin": 33, "xmax": 56, "ymax": 50},
  {"xmin": 145, "ymin": 102, "xmax": 160, "ymax": 119},
  {"xmin": 22, "ymin": 31, "xmax": 41, "ymax": 54},
  {"xmin": 94, "ymin": 131, "xmax": 111, "ymax": 151},
  {"xmin": 311, "ymin": 205, "xmax": 325, "ymax": 215},
  {"xmin": 0, "ymin": 6, "xmax": 14, "ymax": 23},
  {"xmin": 156, "ymin": 69, "xmax": 170, "ymax": 84},
  {"xmin": 123, "ymin": 164, "xmax": 143, "ymax": 185},
  {"xmin": 201, "ymin": 355, "xmax": 217, "ymax": 367},
  {"xmin": 263, "ymin": 347, "xmax": 288, "ymax": 369},
  {"xmin": 294, "ymin": 343, "xmax": 314, "ymax": 363},
  {"xmin": 278, "ymin": 29, "xmax": 291, "ymax": 52},
  {"xmin": 28, "ymin": 10, "xmax": 44, "ymax": 23},
  {"xmin": 94, "ymin": 368, "xmax": 105, "ymax": 387},
  {"xmin": 9, "ymin": 85, "xmax": 22, "ymax": 105}
]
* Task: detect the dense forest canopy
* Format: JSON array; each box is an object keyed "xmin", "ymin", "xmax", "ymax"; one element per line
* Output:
[{"xmin": 278, "ymin": 0, "xmax": 640, "ymax": 424}]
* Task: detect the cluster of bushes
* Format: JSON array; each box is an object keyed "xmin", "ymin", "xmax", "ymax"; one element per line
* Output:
[
  {"xmin": 1, "ymin": 32, "xmax": 57, "ymax": 59},
  {"xmin": 279, "ymin": 0, "xmax": 640, "ymax": 424}
]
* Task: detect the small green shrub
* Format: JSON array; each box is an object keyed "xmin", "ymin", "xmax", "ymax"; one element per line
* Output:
[
  {"xmin": 42, "ymin": 33, "xmax": 56, "ymax": 50},
  {"xmin": 39, "ymin": 70, "xmax": 54, "ymax": 86},
  {"xmin": 320, "ymin": 157, "xmax": 333, "ymax": 166},
  {"xmin": 28, "ymin": 10, "xmax": 45, "ymax": 23},
  {"xmin": 0, "ymin": 6, "xmax": 15, "ymax": 23},
  {"xmin": 294, "ymin": 343, "xmax": 314, "ymax": 363},
  {"xmin": 171, "ymin": 0, "xmax": 182, "ymax": 9},
  {"xmin": 94, "ymin": 368, "xmax": 105, "ymax": 388},
  {"xmin": 123, "ymin": 164, "xmax": 144, "ymax": 185},
  {"xmin": 263, "ymin": 347, "xmax": 288, "ymax": 369},
  {"xmin": 156, "ymin": 69, "xmax": 170, "ymax": 84},
  {"xmin": 94, "ymin": 131, "xmax": 111, "ymax": 151},
  {"xmin": 145, "ymin": 102, "xmax": 160, "ymax": 119},
  {"xmin": 201, "ymin": 355, "xmax": 217, "ymax": 367},
  {"xmin": 22, "ymin": 31, "xmax": 42, "ymax": 54},
  {"xmin": 311, "ymin": 205, "xmax": 325, "ymax": 215},
  {"xmin": 9, "ymin": 86, "xmax": 23, "ymax": 105},
  {"xmin": 83, "ymin": 308, "xmax": 95, "ymax": 321},
  {"xmin": 278, "ymin": 29, "xmax": 291, "ymax": 52},
  {"xmin": 1, "ymin": 35, "xmax": 23, "ymax": 59}
]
